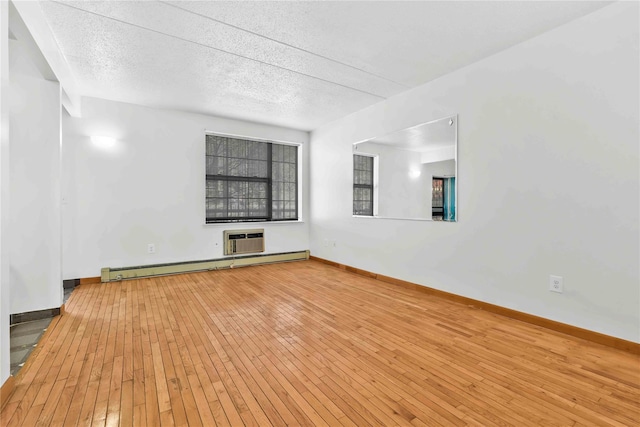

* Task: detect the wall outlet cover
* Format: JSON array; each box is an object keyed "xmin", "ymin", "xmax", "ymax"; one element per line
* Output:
[{"xmin": 549, "ymin": 275, "xmax": 563, "ymax": 293}]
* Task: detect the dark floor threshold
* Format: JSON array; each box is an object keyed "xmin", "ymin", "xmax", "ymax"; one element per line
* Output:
[
  {"xmin": 63, "ymin": 278, "xmax": 80, "ymax": 289},
  {"xmin": 10, "ymin": 307, "xmax": 60, "ymax": 325}
]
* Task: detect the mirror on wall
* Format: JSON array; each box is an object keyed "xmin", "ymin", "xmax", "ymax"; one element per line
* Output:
[{"xmin": 353, "ymin": 115, "xmax": 457, "ymax": 221}]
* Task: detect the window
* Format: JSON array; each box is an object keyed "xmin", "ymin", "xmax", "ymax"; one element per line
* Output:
[
  {"xmin": 353, "ymin": 154, "xmax": 374, "ymax": 216},
  {"xmin": 206, "ymin": 134, "xmax": 298, "ymax": 223}
]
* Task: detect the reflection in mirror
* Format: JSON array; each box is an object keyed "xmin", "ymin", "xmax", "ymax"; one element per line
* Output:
[{"xmin": 353, "ymin": 115, "xmax": 457, "ymax": 221}]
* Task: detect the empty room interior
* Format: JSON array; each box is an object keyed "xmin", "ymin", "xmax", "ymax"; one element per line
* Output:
[{"xmin": 1, "ymin": 1, "xmax": 639, "ymax": 426}]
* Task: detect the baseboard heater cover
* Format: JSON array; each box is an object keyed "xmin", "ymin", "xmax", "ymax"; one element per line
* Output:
[{"xmin": 101, "ymin": 250, "xmax": 309, "ymax": 282}]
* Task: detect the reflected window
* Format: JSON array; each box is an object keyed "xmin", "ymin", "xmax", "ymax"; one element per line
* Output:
[
  {"xmin": 353, "ymin": 154, "xmax": 374, "ymax": 216},
  {"xmin": 206, "ymin": 134, "xmax": 298, "ymax": 223}
]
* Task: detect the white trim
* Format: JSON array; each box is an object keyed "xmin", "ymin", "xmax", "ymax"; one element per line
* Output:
[
  {"xmin": 204, "ymin": 130, "xmax": 303, "ymax": 147},
  {"xmin": 204, "ymin": 220, "xmax": 305, "ymax": 227}
]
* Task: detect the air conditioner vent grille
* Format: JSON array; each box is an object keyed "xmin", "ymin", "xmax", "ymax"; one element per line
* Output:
[{"xmin": 224, "ymin": 229, "xmax": 265, "ymax": 255}]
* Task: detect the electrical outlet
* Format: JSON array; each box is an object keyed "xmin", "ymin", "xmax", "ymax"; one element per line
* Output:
[
  {"xmin": 549, "ymin": 275, "xmax": 563, "ymax": 293},
  {"xmin": 147, "ymin": 243, "xmax": 156, "ymax": 254}
]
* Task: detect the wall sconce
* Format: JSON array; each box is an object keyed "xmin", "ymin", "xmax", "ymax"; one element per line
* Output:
[{"xmin": 409, "ymin": 169, "xmax": 421, "ymax": 179}]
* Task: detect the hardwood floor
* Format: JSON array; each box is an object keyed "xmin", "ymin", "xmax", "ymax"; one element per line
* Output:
[{"xmin": 2, "ymin": 260, "xmax": 639, "ymax": 426}]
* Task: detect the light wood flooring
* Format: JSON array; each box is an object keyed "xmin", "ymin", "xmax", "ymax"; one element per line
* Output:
[{"xmin": 1, "ymin": 260, "xmax": 639, "ymax": 426}]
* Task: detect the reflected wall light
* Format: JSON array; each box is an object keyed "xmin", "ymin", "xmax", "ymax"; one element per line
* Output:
[
  {"xmin": 90, "ymin": 135, "xmax": 116, "ymax": 150},
  {"xmin": 409, "ymin": 168, "xmax": 421, "ymax": 179}
]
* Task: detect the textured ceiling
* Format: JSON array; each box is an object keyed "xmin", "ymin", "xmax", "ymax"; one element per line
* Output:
[{"xmin": 38, "ymin": 1, "xmax": 611, "ymax": 131}]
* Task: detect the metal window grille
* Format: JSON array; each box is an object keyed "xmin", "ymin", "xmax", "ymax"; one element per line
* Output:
[
  {"xmin": 353, "ymin": 154, "xmax": 374, "ymax": 216},
  {"xmin": 206, "ymin": 135, "xmax": 298, "ymax": 223}
]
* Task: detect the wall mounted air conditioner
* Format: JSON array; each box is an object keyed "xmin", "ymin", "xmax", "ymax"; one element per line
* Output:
[{"xmin": 224, "ymin": 229, "xmax": 265, "ymax": 255}]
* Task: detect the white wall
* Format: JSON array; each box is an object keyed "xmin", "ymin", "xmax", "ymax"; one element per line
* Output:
[
  {"xmin": 62, "ymin": 97, "xmax": 309, "ymax": 279},
  {"xmin": 0, "ymin": 0, "xmax": 11, "ymax": 386},
  {"xmin": 9, "ymin": 38, "xmax": 62, "ymax": 314},
  {"xmin": 310, "ymin": 2, "xmax": 639, "ymax": 342}
]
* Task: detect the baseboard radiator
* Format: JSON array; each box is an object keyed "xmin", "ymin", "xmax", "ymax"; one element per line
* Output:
[{"xmin": 100, "ymin": 250, "xmax": 309, "ymax": 282}]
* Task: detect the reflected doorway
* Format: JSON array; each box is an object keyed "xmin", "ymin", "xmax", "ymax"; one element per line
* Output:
[{"xmin": 432, "ymin": 177, "xmax": 456, "ymax": 221}]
